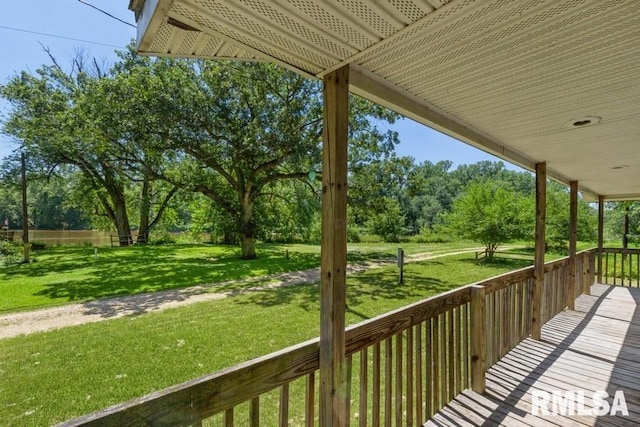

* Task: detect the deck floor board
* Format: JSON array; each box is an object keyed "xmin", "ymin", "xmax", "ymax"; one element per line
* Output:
[{"xmin": 426, "ymin": 284, "xmax": 640, "ymax": 426}]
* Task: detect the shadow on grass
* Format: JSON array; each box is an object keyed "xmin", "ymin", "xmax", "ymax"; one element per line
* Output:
[
  {"xmin": 458, "ymin": 257, "xmax": 533, "ymax": 269},
  {"xmin": 80, "ymin": 287, "xmax": 209, "ymax": 318},
  {"xmin": 0, "ymin": 245, "xmax": 324, "ymax": 308},
  {"xmin": 22, "ymin": 246, "xmax": 390, "ymax": 302},
  {"xmin": 236, "ymin": 260, "xmax": 449, "ymax": 321}
]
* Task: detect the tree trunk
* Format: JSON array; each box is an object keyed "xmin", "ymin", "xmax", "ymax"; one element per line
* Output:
[
  {"xmin": 137, "ymin": 178, "xmax": 151, "ymax": 244},
  {"xmin": 87, "ymin": 162, "xmax": 132, "ymax": 246},
  {"xmin": 115, "ymin": 197, "xmax": 132, "ymax": 246},
  {"xmin": 240, "ymin": 194, "xmax": 257, "ymax": 259}
]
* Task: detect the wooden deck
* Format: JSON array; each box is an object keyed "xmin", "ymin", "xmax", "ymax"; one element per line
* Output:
[{"xmin": 427, "ymin": 283, "xmax": 640, "ymax": 426}]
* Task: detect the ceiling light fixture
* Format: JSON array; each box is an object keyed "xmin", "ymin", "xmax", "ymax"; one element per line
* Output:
[{"xmin": 564, "ymin": 116, "xmax": 602, "ymax": 129}]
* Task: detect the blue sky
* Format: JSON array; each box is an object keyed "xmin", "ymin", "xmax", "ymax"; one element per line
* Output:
[{"xmin": 0, "ymin": 0, "xmax": 518, "ymax": 170}]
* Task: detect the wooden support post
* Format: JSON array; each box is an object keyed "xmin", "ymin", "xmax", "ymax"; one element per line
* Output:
[
  {"xmin": 531, "ymin": 163, "xmax": 546, "ymax": 341},
  {"xmin": 567, "ymin": 181, "xmax": 577, "ymax": 309},
  {"xmin": 320, "ymin": 65, "xmax": 349, "ymax": 427},
  {"xmin": 597, "ymin": 195, "xmax": 604, "ymax": 287},
  {"xmin": 470, "ymin": 285, "xmax": 486, "ymax": 394}
]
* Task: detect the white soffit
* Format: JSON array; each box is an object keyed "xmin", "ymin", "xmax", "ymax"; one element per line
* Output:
[{"xmin": 130, "ymin": 0, "xmax": 640, "ymax": 200}]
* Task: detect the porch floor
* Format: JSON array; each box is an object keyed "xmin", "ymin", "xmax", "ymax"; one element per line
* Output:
[{"xmin": 426, "ymin": 283, "xmax": 640, "ymax": 426}]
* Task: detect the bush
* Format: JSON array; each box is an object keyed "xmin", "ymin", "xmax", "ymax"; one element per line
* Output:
[
  {"xmin": 358, "ymin": 233, "xmax": 384, "ymax": 243},
  {"xmin": 382, "ymin": 233, "xmax": 400, "ymax": 243},
  {"xmin": 1, "ymin": 241, "xmax": 23, "ymax": 267},
  {"xmin": 149, "ymin": 233, "xmax": 176, "ymax": 245},
  {"xmin": 347, "ymin": 227, "xmax": 361, "ymax": 243},
  {"xmin": 408, "ymin": 226, "xmax": 453, "ymax": 244}
]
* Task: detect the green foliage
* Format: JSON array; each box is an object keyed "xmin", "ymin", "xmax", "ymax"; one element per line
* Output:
[
  {"xmin": 408, "ymin": 226, "xmax": 452, "ymax": 244},
  {"xmin": 545, "ymin": 182, "xmax": 597, "ymax": 253},
  {"xmin": 365, "ymin": 196, "xmax": 405, "ymax": 242},
  {"xmin": 148, "ymin": 233, "xmax": 176, "ymax": 245},
  {"xmin": 91, "ymin": 51, "xmax": 399, "ymax": 258},
  {"xmin": 0, "ymin": 241, "xmax": 22, "ymax": 267},
  {"xmin": 0, "ymin": 45, "xmax": 601, "ymax": 248},
  {"xmin": 444, "ymin": 182, "xmax": 532, "ymax": 258},
  {"xmin": 347, "ymin": 227, "xmax": 362, "ymax": 243},
  {"xmin": 605, "ymin": 201, "xmax": 640, "ymax": 244},
  {"xmin": 257, "ymin": 181, "xmax": 320, "ymax": 243}
]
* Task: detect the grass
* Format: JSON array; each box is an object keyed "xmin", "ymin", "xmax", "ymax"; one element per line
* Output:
[
  {"xmin": 0, "ymin": 241, "xmax": 480, "ymax": 313},
  {"xmin": 0, "ymin": 253, "xmax": 532, "ymax": 425}
]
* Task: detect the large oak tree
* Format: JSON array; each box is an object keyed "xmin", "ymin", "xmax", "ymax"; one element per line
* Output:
[{"xmin": 104, "ymin": 51, "xmax": 399, "ymax": 258}]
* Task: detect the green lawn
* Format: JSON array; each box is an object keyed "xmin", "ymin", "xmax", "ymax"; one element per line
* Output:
[
  {"xmin": 0, "ymin": 253, "xmax": 532, "ymax": 425},
  {"xmin": 0, "ymin": 241, "xmax": 478, "ymax": 313}
]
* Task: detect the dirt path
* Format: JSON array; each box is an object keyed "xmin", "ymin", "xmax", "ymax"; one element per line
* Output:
[{"xmin": 0, "ymin": 248, "xmax": 485, "ymax": 339}]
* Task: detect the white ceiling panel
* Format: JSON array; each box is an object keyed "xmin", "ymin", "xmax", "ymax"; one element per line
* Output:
[{"xmin": 129, "ymin": 0, "xmax": 640, "ymax": 200}]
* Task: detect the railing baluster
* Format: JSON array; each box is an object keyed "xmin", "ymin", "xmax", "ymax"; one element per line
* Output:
[
  {"xmin": 279, "ymin": 384, "xmax": 289, "ymax": 427},
  {"xmin": 493, "ymin": 290, "xmax": 500, "ymax": 363},
  {"xmin": 224, "ymin": 408, "xmax": 233, "ymax": 427},
  {"xmin": 415, "ymin": 322, "xmax": 423, "ymax": 424},
  {"xmin": 636, "ymin": 252, "xmax": 639, "ymax": 287},
  {"xmin": 305, "ymin": 372, "xmax": 315, "ymax": 427},
  {"xmin": 502, "ymin": 287, "xmax": 509, "ymax": 358},
  {"xmin": 485, "ymin": 291, "xmax": 493, "ymax": 367},
  {"xmin": 439, "ymin": 313, "xmax": 447, "ymax": 412},
  {"xmin": 447, "ymin": 310, "xmax": 454, "ymax": 402},
  {"xmin": 407, "ymin": 326, "xmax": 414, "ymax": 427},
  {"xmin": 454, "ymin": 306, "xmax": 461, "ymax": 397},
  {"xmin": 395, "ymin": 333, "xmax": 403, "ymax": 427},
  {"xmin": 250, "ymin": 396, "xmax": 260, "ymax": 427},
  {"xmin": 462, "ymin": 303, "xmax": 469, "ymax": 390},
  {"xmin": 470, "ymin": 285, "xmax": 486, "ymax": 394},
  {"xmin": 384, "ymin": 338, "xmax": 392, "ymax": 427},
  {"xmin": 613, "ymin": 252, "xmax": 617, "ymax": 285},
  {"xmin": 373, "ymin": 342, "xmax": 381, "ymax": 427},
  {"xmin": 346, "ymin": 356, "xmax": 352, "ymax": 427},
  {"xmin": 426, "ymin": 317, "xmax": 433, "ymax": 419},
  {"xmin": 514, "ymin": 282, "xmax": 521, "ymax": 346},
  {"xmin": 359, "ymin": 349, "xmax": 368, "ymax": 427},
  {"xmin": 432, "ymin": 315, "xmax": 440, "ymax": 413}
]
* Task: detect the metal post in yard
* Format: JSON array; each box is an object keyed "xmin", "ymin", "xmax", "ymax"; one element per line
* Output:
[{"xmin": 398, "ymin": 247, "xmax": 404, "ymax": 284}]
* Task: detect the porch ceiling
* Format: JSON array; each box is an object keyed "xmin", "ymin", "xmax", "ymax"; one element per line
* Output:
[{"xmin": 129, "ymin": 0, "xmax": 640, "ymax": 201}]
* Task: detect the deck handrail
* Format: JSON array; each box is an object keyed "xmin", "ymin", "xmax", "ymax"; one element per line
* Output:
[
  {"xmin": 599, "ymin": 247, "xmax": 640, "ymax": 286},
  {"xmin": 63, "ymin": 249, "xmax": 596, "ymax": 426}
]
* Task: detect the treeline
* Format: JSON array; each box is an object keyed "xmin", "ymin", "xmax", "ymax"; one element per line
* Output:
[{"xmin": 0, "ymin": 45, "xmax": 635, "ymax": 257}]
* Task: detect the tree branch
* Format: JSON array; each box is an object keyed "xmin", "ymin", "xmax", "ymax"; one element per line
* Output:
[
  {"xmin": 148, "ymin": 186, "xmax": 178, "ymax": 229},
  {"xmin": 253, "ymin": 149, "xmax": 296, "ymax": 177},
  {"xmin": 262, "ymin": 171, "xmax": 311, "ymax": 186},
  {"xmin": 183, "ymin": 145, "xmax": 240, "ymax": 191}
]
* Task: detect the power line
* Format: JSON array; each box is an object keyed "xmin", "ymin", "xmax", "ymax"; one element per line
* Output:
[
  {"xmin": 0, "ymin": 25, "xmax": 125, "ymax": 48},
  {"xmin": 77, "ymin": 0, "xmax": 136, "ymax": 28}
]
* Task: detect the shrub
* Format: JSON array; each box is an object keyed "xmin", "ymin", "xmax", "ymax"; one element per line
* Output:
[
  {"xmin": 149, "ymin": 233, "xmax": 176, "ymax": 245},
  {"xmin": 1, "ymin": 241, "xmax": 23, "ymax": 267},
  {"xmin": 347, "ymin": 227, "xmax": 361, "ymax": 243},
  {"xmin": 358, "ymin": 233, "xmax": 384, "ymax": 243},
  {"xmin": 408, "ymin": 226, "xmax": 453, "ymax": 244}
]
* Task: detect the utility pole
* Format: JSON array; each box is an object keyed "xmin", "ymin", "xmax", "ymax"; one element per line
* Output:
[{"xmin": 21, "ymin": 152, "xmax": 30, "ymax": 263}]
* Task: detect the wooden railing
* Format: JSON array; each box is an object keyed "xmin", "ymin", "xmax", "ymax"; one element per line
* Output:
[
  {"xmin": 599, "ymin": 248, "xmax": 640, "ymax": 287},
  {"xmin": 65, "ymin": 250, "xmax": 595, "ymax": 426}
]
